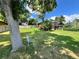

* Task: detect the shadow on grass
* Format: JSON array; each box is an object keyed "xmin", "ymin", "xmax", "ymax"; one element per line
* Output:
[
  {"xmin": 0, "ymin": 29, "xmax": 79, "ymax": 59},
  {"xmin": 0, "ymin": 45, "xmax": 11, "ymax": 59},
  {"xmin": 21, "ymin": 29, "xmax": 79, "ymax": 59}
]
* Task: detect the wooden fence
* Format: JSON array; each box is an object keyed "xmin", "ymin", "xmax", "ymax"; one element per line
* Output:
[{"xmin": 0, "ymin": 25, "xmax": 9, "ymax": 32}]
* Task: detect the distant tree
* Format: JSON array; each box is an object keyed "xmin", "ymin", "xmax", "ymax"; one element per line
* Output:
[
  {"xmin": 55, "ymin": 16, "xmax": 65, "ymax": 24},
  {"xmin": 19, "ymin": 13, "xmax": 30, "ymax": 23},
  {"xmin": 73, "ymin": 19, "xmax": 79, "ymax": 29},
  {"xmin": 28, "ymin": 18, "xmax": 37, "ymax": 25},
  {"xmin": 64, "ymin": 21, "xmax": 72, "ymax": 29},
  {"xmin": 0, "ymin": 12, "xmax": 4, "ymax": 21},
  {"xmin": 0, "ymin": 10, "xmax": 6, "ymax": 22}
]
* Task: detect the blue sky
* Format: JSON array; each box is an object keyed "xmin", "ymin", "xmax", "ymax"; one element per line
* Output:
[
  {"xmin": 45, "ymin": 0, "xmax": 79, "ymax": 18},
  {"xmin": 30, "ymin": 0, "xmax": 79, "ymax": 22}
]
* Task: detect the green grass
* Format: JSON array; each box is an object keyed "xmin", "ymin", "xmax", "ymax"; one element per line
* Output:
[{"xmin": 0, "ymin": 28, "xmax": 79, "ymax": 59}]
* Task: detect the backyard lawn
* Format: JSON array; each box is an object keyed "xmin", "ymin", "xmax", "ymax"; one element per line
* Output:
[{"xmin": 0, "ymin": 27, "xmax": 79, "ymax": 59}]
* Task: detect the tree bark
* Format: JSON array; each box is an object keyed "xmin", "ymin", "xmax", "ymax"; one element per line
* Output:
[{"xmin": 0, "ymin": 0, "xmax": 23, "ymax": 52}]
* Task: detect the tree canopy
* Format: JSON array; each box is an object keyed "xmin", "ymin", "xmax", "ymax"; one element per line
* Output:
[
  {"xmin": 55, "ymin": 16, "xmax": 65, "ymax": 23},
  {"xmin": 0, "ymin": 0, "xmax": 57, "ymax": 21},
  {"xmin": 30, "ymin": 0, "xmax": 57, "ymax": 13}
]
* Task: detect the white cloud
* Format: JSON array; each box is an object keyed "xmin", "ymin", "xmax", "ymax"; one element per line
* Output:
[
  {"xmin": 50, "ymin": 16, "xmax": 56, "ymax": 20},
  {"xmin": 49, "ymin": 14, "xmax": 79, "ymax": 22},
  {"xmin": 64, "ymin": 14, "xmax": 79, "ymax": 22}
]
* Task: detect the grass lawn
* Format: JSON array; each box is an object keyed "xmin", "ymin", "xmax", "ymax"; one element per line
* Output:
[{"xmin": 0, "ymin": 27, "xmax": 79, "ymax": 59}]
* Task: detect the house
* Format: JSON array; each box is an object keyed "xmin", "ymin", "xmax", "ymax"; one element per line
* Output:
[
  {"xmin": 0, "ymin": 21, "xmax": 8, "ymax": 32},
  {"xmin": 52, "ymin": 21, "xmax": 64, "ymax": 30}
]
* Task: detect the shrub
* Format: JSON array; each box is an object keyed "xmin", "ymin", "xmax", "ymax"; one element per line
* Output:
[{"xmin": 38, "ymin": 20, "xmax": 52, "ymax": 31}]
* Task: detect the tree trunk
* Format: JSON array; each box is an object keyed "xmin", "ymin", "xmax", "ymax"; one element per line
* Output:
[
  {"xmin": 42, "ymin": 17, "xmax": 44, "ymax": 22},
  {"xmin": 1, "ymin": 0, "xmax": 23, "ymax": 52}
]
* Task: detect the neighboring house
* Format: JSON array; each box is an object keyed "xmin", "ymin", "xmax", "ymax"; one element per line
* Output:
[
  {"xmin": 52, "ymin": 21, "xmax": 59, "ymax": 30},
  {"xmin": 52, "ymin": 21, "xmax": 64, "ymax": 30},
  {"xmin": 0, "ymin": 21, "xmax": 8, "ymax": 32}
]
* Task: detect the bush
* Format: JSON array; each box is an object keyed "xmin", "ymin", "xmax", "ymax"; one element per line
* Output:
[{"xmin": 38, "ymin": 20, "xmax": 52, "ymax": 31}]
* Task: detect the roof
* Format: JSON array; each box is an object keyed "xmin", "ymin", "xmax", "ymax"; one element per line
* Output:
[{"xmin": 0, "ymin": 21, "xmax": 7, "ymax": 25}]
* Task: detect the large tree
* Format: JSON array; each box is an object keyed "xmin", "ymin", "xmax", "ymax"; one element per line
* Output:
[
  {"xmin": 55, "ymin": 15, "xmax": 65, "ymax": 25},
  {"xmin": 0, "ymin": 0, "xmax": 57, "ymax": 51},
  {"xmin": 0, "ymin": 0, "xmax": 24, "ymax": 52},
  {"xmin": 37, "ymin": 0, "xmax": 57, "ymax": 22},
  {"xmin": 28, "ymin": 18, "xmax": 37, "ymax": 25}
]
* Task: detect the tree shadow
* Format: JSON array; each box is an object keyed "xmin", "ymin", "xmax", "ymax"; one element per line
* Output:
[
  {"xmin": 0, "ymin": 45, "xmax": 11, "ymax": 59},
  {"xmin": 21, "ymin": 29, "xmax": 79, "ymax": 59},
  {"xmin": 27, "ymin": 30, "xmax": 79, "ymax": 51},
  {"xmin": 0, "ymin": 32, "xmax": 11, "ymax": 59},
  {"xmin": 0, "ymin": 29, "xmax": 79, "ymax": 59}
]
